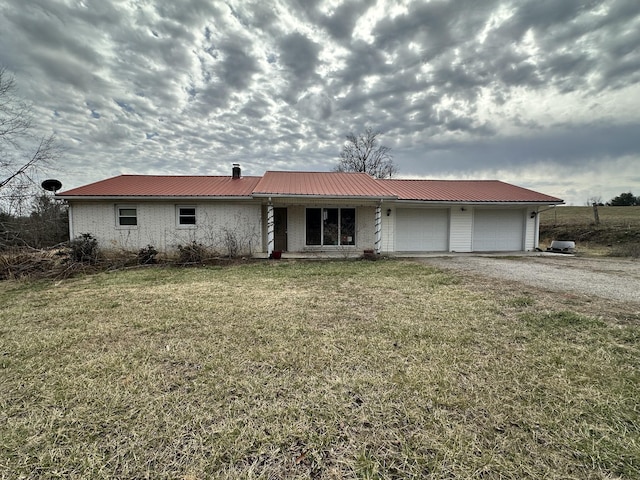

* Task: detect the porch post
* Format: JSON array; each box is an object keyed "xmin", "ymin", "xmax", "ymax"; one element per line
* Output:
[
  {"xmin": 375, "ymin": 203, "xmax": 382, "ymax": 254},
  {"xmin": 267, "ymin": 202, "xmax": 275, "ymax": 257}
]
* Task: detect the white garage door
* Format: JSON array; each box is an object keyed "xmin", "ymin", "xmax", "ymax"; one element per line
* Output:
[
  {"xmin": 473, "ymin": 209, "xmax": 524, "ymax": 251},
  {"xmin": 396, "ymin": 209, "xmax": 449, "ymax": 251}
]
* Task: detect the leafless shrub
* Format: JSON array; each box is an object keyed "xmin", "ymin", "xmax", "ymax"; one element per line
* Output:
[
  {"xmin": 69, "ymin": 233, "xmax": 100, "ymax": 265},
  {"xmin": 137, "ymin": 244, "xmax": 159, "ymax": 265},
  {"xmin": 177, "ymin": 241, "xmax": 208, "ymax": 265},
  {"xmin": 221, "ymin": 228, "xmax": 240, "ymax": 258}
]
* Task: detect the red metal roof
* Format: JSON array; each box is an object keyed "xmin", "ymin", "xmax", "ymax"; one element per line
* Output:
[
  {"xmin": 253, "ymin": 171, "xmax": 396, "ymax": 198},
  {"xmin": 58, "ymin": 172, "xmax": 563, "ymax": 204},
  {"xmin": 59, "ymin": 175, "xmax": 261, "ymax": 197},
  {"xmin": 380, "ymin": 179, "xmax": 563, "ymax": 203}
]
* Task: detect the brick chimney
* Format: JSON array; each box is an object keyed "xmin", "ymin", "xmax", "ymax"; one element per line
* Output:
[{"xmin": 232, "ymin": 163, "xmax": 241, "ymax": 179}]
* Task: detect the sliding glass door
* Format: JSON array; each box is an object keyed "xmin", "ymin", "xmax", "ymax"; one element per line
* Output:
[{"xmin": 306, "ymin": 208, "xmax": 356, "ymax": 246}]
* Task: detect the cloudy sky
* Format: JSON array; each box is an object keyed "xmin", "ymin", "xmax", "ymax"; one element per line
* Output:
[{"xmin": 2, "ymin": 0, "xmax": 640, "ymax": 205}]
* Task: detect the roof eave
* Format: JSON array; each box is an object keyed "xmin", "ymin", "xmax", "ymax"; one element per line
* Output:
[
  {"xmin": 252, "ymin": 193, "xmax": 398, "ymax": 201},
  {"xmin": 395, "ymin": 199, "xmax": 564, "ymax": 205},
  {"xmin": 56, "ymin": 195, "xmax": 256, "ymax": 201}
]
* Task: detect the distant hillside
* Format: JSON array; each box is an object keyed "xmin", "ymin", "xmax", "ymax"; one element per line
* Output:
[{"xmin": 539, "ymin": 206, "xmax": 640, "ymax": 256}]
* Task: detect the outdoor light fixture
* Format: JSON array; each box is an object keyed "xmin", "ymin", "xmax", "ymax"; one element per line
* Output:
[
  {"xmin": 530, "ymin": 212, "xmax": 537, "ymax": 218},
  {"xmin": 386, "ymin": 208, "xmax": 391, "ymax": 216},
  {"xmin": 460, "ymin": 207, "xmax": 466, "ymax": 211}
]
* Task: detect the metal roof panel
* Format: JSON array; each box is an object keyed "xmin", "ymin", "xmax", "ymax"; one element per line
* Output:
[
  {"xmin": 57, "ymin": 173, "xmax": 563, "ymax": 204},
  {"xmin": 253, "ymin": 171, "xmax": 396, "ymax": 197},
  {"xmin": 59, "ymin": 175, "xmax": 261, "ymax": 197},
  {"xmin": 380, "ymin": 179, "xmax": 563, "ymax": 203}
]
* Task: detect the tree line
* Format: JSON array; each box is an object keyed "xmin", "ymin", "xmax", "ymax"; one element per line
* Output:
[
  {"xmin": 1, "ymin": 193, "xmax": 68, "ymax": 249},
  {"xmin": 589, "ymin": 192, "xmax": 640, "ymax": 207},
  {"xmin": 1, "ymin": 67, "xmax": 66, "ymax": 249},
  {"xmin": 607, "ymin": 192, "xmax": 639, "ymax": 206}
]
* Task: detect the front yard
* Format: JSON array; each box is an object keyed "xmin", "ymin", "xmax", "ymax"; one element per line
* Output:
[{"xmin": 1, "ymin": 260, "xmax": 638, "ymax": 479}]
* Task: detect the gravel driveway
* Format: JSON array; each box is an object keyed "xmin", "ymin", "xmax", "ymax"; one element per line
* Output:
[{"xmin": 418, "ymin": 254, "xmax": 640, "ymax": 305}]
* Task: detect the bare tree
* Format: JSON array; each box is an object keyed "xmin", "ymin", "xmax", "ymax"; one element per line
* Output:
[
  {"xmin": 0, "ymin": 68, "xmax": 58, "ymax": 197},
  {"xmin": 585, "ymin": 195, "xmax": 602, "ymax": 206},
  {"xmin": 335, "ymin": 126, "xmax": 398, "ymax": 179}
]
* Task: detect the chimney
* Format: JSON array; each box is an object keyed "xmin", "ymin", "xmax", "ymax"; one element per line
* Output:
[{"xmin": 232, "ymin": 163, "xmax": 241, "ymax": 179}]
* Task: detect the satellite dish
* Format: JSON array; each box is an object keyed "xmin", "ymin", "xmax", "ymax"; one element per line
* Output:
[{"xmin": 41, "ymin": 179, "xmax": 62, "ymax": 192}]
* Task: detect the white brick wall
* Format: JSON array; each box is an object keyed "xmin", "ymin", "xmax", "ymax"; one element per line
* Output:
[
  {"xmin": 69, "ymin": 200, "xmax": 541, "ymax": 254},
  {"xmin": 70, "ymin": 201, "xmax": 263, "ymax": 254},
  {"xmin": 357, "ymin": 206, "xmax": 376, "ymax": 250}
]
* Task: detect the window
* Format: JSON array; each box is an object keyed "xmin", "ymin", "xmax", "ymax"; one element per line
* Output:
[
  {"xmin": 306, "ymin": 208, "xmax": 322, "ymax": 245},
  {"xmin": 340, "ymin": 208, "xmax": 356, "ymax": 245},
  {"xmin": 306, "ymin": 208, "xmax": 356, "ymax": 246},
  {"xmin": 177, "ymin": 206, "xmax": 196, "ymax": 226},
  {"xmin": 117, "ymin": 206, "xmax": 137, "ymax": 226}
]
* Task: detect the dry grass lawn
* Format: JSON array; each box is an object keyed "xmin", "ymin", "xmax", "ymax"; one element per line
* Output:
[
  {"xmin": 539, "ymin": 205, "xmax": 640, "ymax": 227},
  {"xmin": 1, "ymin": 260, "xmax": 639, "ymax": 479}
]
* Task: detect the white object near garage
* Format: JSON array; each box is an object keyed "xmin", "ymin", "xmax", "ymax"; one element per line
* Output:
[
  {"xmin": 473, "ymin": 209, "xmax": 525, "ymax": 251},
  {"xmin": 395, "ymin": 208, "xmax": 449, "ymax": 251},
  {"xmin": 548, "ymin": 240, "xmax": 576, "ymax": 253}
]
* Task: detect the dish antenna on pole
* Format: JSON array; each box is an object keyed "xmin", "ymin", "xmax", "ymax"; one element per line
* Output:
[{"xmin": 41, "ymin": 179, "xmax": 62, "ymax": 193}]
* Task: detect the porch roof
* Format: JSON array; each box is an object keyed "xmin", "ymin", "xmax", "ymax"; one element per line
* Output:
[{"xmin": 253, "ymin": 171, "xmax": 397, "ymax": 199}]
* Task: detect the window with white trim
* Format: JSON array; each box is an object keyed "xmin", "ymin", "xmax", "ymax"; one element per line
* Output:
[
  {"xmin": 117, "ymin": 206, "xmax": 137, "ymax": 226},
  {"xmin": 306, "ymin": 208, "xmax": 355, "ymax": 246},
  {"xmin": 177, "ymin": 206, "xmax": 196, "ymax": 227}
]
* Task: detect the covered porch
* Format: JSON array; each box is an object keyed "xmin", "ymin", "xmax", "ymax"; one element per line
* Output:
[{"xmin": 261, "ymin": 199, "xmax": 387, "ymax": 257}]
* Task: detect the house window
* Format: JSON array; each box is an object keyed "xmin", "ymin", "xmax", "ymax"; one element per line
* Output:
[
  {"xmin": 306, "ymin": 208, "xmax": 356, "ymax": 246},
  {"xmin": 177, "ymin": 206, "xmax": 196, "ymax": 226},
  {"xmin": 117, "ymin": 206, "xmax": 137, "ymax": 226},
  {"xmin": 306, "ymin": 208, "xmax": 322, "ymax": 245}
]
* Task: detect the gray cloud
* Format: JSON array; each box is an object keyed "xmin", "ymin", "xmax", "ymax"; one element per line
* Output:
[
  {"xmin": 0, "ymin": 0, "xmax": 638, "ymax": 206},
  {"xmin": 218, "ymin": 38, "xmax": 261, "ymax": 91},
  {"xmin": 279, "ymin": 32, "xmax": 321, "ymax": 80},
  {"xmin": 321, "ymin": 0, "xmax": 370, "ymax": 40},
  {"xmin": 401, "ymin": 121, "xmax": 640, "ymax": 174}
]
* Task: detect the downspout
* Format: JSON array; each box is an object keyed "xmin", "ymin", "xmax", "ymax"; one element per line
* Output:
[
  {"xmin": 267, "ymin": 200, "xmax": 274, "ymax": 257},
  {"xmin": 375, "ymin": 202, "xmax": 382, "ymax": 254}
]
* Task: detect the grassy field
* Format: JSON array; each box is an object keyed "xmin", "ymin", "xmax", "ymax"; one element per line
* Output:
[
  {"xmin": 1, "ymin": 261, "xmax": 639, "ymax": 479},
  {"xmin": 539, "ymin": 205, "xmax": 640, "ymax": 227},
  {"xmin": 539, "ymin": 206, "xmax": 640, "ymax": 255}
]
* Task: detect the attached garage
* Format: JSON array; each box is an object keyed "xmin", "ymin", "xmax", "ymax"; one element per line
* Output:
[
  {"xmin": 473, "ymin": 209, "xmax": 525, "ymax": 251},
  {"xmin": 396, "ymin": 208, "xmax": 449, "ymax": 251}
]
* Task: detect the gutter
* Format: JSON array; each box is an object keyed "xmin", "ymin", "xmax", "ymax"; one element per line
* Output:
[
  {"xmin": 394, "ymin": 199, "xmax": 564, "ymax": 206},
  {"xmin": 56, "ymin": 195, "xmax": 563, "ymax": 205},
  {"xmin": 56, "ymin": 195, "xmax": 257, "ymax": 201},
  {"xmin": 251, "ymin": 193, "xmax": 398, "ymax": 201}
]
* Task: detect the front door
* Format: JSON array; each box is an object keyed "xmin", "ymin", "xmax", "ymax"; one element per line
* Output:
[{"xmin": 274, "ymin": 208, "xmax": 288, "ymax": 251}]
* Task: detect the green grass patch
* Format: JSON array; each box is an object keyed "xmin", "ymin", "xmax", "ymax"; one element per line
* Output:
[
  {"xmin": 507, "ymin": 295, "xmax": 535, "ymax": 308},
  {"xmin": 1, "ymin": 261, "xmax": 639, "ymax": 479}
]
